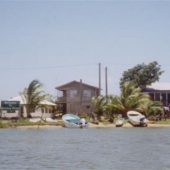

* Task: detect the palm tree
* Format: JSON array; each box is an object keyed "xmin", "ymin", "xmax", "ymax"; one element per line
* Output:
[
  {"xmin": 21, "ymin": 80, "xmax": 48, "ymax": 118},
  {"xmin": 139, "ymin": 100, "xmax": 164, "ymax": 117},
  {"xmin": 105, "ymin": 82, "xmax": 151, "ymax": 117},
  {"xmin": 91, "ymin": 96, "xmax": 107, "ymax": 121},
  {"xmin": 105, "ymin": 95, "xmax": 125, "ymax": 116}
]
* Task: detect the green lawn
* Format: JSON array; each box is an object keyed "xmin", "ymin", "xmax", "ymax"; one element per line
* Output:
[
  {"xmin": 155, "ymin": 118, "xmax": 170, "ymax": 124},
  {"xmin": 0, "ymin": 118, "xmax": 64, "ymax": 128}
]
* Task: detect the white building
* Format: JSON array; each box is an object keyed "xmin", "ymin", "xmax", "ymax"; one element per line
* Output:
[{"xmin": 1, "ymin": 95, "xmax": 56, "ymax": 118}]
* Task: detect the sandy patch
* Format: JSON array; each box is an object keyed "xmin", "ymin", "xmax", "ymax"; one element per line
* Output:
[
  {"xmin": 16, "ymin": 125, "xmax": 62, "ymax": 129},
  {"xmin": 88, "ymin": 122, "xmax": 133, "ymax": 128},
  {"xmin": 89, "ymin": 122, "xmax": 170, "ymax": 128},
  {"xmin": 15, "ymin": 122, "xmax": 170, "ymax": 129}
]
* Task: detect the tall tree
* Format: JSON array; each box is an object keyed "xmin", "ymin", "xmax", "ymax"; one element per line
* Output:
[
  {"xmin": 91, "ymin": 96, "xmax": 107, "ymax": 121},
  {"xmin": 105, "ymin": 82, "xmax": 152, "ymax": 117},
  {"xmin": 92, "ymin": 82, "xmax": 163, "ymax": 121},
  {"xmin": 21, "ymin": 80, "xmax": 47, "ymax": 118},
  {"xmin": 120, "ymin": 61, "xmax": 164, "ymax": 89},
  {"xmin": 138, "ymin": 100, "xmax": 163, "ymax": 117}
]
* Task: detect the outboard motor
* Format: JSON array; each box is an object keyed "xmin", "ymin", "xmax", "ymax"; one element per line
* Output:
[{"xmin": 80, "ymin": 118, "xmax": 87, "ymax": 127}]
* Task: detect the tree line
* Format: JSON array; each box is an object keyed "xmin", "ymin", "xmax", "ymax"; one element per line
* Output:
[
  {"xmin": 3, "ymin": 61, "xmax": 165, "ymax": 121},
  {"xmin": 92, "ymin": 61, "xmax": 165, "ymax": 122}
]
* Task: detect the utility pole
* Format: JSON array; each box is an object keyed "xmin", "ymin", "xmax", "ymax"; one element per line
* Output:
[
  {"xmin": 79, "ymin": 79, "xmax": 83, "ymax": 114},
  {"xmin": 105, "ymin": 66, "xmax": 108, "ymax": 98},
  {"xmin": 99, "ymin": 63, "xmax": 101, "ymax": 96}
]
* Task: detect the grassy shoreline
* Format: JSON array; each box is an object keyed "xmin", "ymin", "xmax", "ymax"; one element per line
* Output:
[
  {"xmin": 0, "ymin": 118, "xmax": 170, "ymax": 129},
  {"xmin": 0, "ymin": 119, "xmax": 64, "ymax": 128}
]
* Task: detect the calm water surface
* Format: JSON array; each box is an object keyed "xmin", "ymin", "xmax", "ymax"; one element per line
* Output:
[{"xmin": 0, "ymin": 127, "xmax": 170, "ymax": 170}]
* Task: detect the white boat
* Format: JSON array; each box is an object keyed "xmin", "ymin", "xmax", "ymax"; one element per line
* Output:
[
  {"xmin": 115, "ymin": 118, "xmax": 124, "ymax": 127},
  {"xmin": 62, "ymin": 113, "xmax": 88, "ymax": 128},
  {"xmin": 115, "ymin": 114, "xmax": 124, "ymax": 127},
  {"xmin": 127, "ymin": 111, "xmax": 148, "ymax": 127}
]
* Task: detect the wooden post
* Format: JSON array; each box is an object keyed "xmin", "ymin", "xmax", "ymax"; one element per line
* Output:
[
  {"xmin": 99, "ymin": 63, "xmax": 101, "ymax": 96},
  {"xmin": 79, "ymin": 79, "xmax": 83, "ymax": 114},
  {"xmin": 105, "ymin": 67, "xmax": 108, "ymax": 98}
]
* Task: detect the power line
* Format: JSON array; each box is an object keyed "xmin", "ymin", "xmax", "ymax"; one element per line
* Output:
[
  {"xmin": 1, "ymin": 62, "xmax": 169, "ymax": 71},
  {"xmin": 0, "ymin": 63, "xmax": 98, "ymax": 71}
]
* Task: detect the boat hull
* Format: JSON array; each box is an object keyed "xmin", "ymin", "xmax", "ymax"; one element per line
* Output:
[
  {"xmin": 62, "ymin": 113, "xmax": 88, "ymax": 128},
  {"xmin": 128, "ymin": 119, "xmax": 147, "ymax": 127},
  {"xmin": 63, "ymin": 121, "xmax": 82, "ymax": 128},
  {"xmin": 63, "ymin": 120, "xmax": 88, "ymax": 128},
  {"xmin": 115, "ymin": 119, "xmax": 124, "ymax": 127},
  {"xmin": 127, "ymin": 111, "xmax": 148, "ymax": 127}
]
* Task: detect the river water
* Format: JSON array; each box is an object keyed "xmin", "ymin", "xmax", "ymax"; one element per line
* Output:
[{"xmin": 0, "ymin": 127, "xmax": 170, "ymax": 170}]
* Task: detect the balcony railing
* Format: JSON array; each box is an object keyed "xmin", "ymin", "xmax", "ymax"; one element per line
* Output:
[
  {"xmin": 57, "ymin": 96, "xmax": 67, "ymax": 103},
  {"xmin": 57, "ymin": 96, "xmax": 92, "ymax": 103}
]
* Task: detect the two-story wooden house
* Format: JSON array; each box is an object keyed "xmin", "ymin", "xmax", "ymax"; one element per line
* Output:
[{"xmin": 56, "ymin": 80, "xmax": 100, "ymax": 115}]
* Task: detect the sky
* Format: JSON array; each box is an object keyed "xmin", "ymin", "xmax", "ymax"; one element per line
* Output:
[{"xmin": 0, "ymin": 0, "xmax": 170, "ymax": 99}]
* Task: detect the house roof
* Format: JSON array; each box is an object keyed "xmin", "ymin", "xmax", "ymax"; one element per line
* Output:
[
  {"xmin": 56, "ymin": 80, "xmax": 99, "ymax": 91},
  {"xmin": 147, "ymin": 82, "xmax": 170, "ymax": 91},
  {"xmin": 9, "ymin": 95, "xmax": 26, "ymax": 104}
]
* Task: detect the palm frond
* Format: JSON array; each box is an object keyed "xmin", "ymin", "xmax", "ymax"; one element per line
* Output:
[{"xmin": 20, "ymin": 79, "xmax": 48, "ymax": 117}]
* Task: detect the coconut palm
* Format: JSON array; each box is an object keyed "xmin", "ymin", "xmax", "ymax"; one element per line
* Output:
[
  {"xmin": 105, "ymin": 82, "xmax": 151, "ymax": 117},
  {"xmin": 92, "ymin": 82, "xmax": 163, "ymax": 121},
  {"xmin": 21, "ymin": 80, "xmax": 48, "ymax": 118},
  {"xmin": 139, "ymin": 100, "xmax": 164, "ymax": 117},
  {"xmin": 91, "ymin": 96, "xmax": 107, "ymax": 121},
  {"xmin": 105, "ymin": 95, "xmax": 125, "ymax": 115}
]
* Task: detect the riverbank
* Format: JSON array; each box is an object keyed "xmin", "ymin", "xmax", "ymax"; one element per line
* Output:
[
  {"xmin": 15, "ymin": 122, "xmax": 170, "ymax": 129},
  {"xmin": 1, "ymin": 119, "xmax": 170, "ymax": 129},
  {"xmin": 88, "ymin": 122, "xmax": 170, "ymax": 128}
]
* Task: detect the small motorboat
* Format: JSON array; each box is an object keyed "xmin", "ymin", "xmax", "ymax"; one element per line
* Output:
[
  {"xmin": 62, "ymin": 113, "xmax": 88, "ymax": 128},
  {"xmin": 115, "ymin": 118, "xmax": 124, "ymax": 127},
  {"xmin": 127, "ymin": 111, "xmax": 148, "ymax": 127},
  {"xmin": 115, "ymin": 114, "xmax": 124, "ymax": 127}
]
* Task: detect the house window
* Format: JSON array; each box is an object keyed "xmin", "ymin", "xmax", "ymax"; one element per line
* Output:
[
  {"xmin": 69, "ymin": 89, "xmax": 78, "ymax": 97},
  {"xmin": 83, "ymin": 90, "xmax": 91, "ymax": 97}
]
